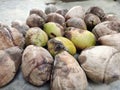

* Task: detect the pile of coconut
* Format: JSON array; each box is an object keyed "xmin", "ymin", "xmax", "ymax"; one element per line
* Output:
[{"xmin": 0, "ymin": 5, "xmax": 120, "ymax": 90}]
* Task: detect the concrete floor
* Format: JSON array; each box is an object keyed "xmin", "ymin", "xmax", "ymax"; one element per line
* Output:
[{"xmin": 0, "ymin": 0, "xmax": 120, "ymax": 90}]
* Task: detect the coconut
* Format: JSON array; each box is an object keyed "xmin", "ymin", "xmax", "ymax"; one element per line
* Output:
[
  {"xmin": 98, "ymin": 33, "xmax": 120, "ymax": 51},
  {"xmin": 65, "ymin": 6, "xmax": 85, "ymax": 20},
  {"xmin": 47, "ymin": 13, "xmax": 65, "ymax": 27},
  {"xmin": 47, "ymin": 37, "xmax": 76, "ymax": 56},
  {"xmin": 56, "ymin": 9, "xmax": 68, "ymax": 17},
  {"xmin": 51, "ymin": 51, "xmax": 88, "ymax": 90},
  {"xmin": 92, "ymin": 21, "xmax": 120, "ymax": 39},
  {"xmin": 30, "ymin": 8, "xmax": 47, "ymax": 21},
  {"xmin": 22, "ymin": 45, "xmax": 53, "ymax": 86},
  {"xmin": 26, "ymin": 14, "xmax": 45, "ymax": 28},
  {"xmin": 86, "ymin": 6, "xmax": 105, "ymax": 20},
  {"xmin": 0, "ymin": 25, "xmax": 14, "ymax": 50},
  {"xmin": 45, "ymin": 4, "xmax": 57, "ymax": 14},
  {"xmin": 0, "ymin": 47, "xmax": 22, "ymax": 87},
  {"xmin": 25, "ymin": 27, "xmax": 48, "ymax": 47},
  {"xmin": 101, "ymin": 13, "xmax": 120, "ymax": 22},
  {"xmin": 84, "ymin": 13, "xmax": 101, "ymax": 31},
  {"xmin": 65, "ymin": 27, "xmax": 96, "ymax": 50},
  {"xmin": 66, "ymin": 17, "xmax": 87, "ymax": 30},
  {"xmin": 0, "ymin": 24, "xmax": 25, "ymax": 49},
  {"xmin": 11, "ymin": 20, "xmax": 29, "ymax": 36},
  {"xmin": 10, "ymin": 27, "xmax": 25, "ymax": 48},
  {"xmin": 44, "ymin": 22, "xmax": 64, "ymax": 38},
  {"xmin": 78, "ymin": 46, "xmax": 120, "ymax": 84}
]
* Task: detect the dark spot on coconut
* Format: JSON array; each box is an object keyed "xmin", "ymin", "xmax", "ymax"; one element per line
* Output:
[
  {"xmin": 79, "ymin": 55, "xmax": 86, "ymax": 65},
  {"xmin": 51, "ymin": 33, "xmax": 56, "ymax": 37},
  {"xmin": 54, "ymin": 42, "xmax": 65, "ymax": 52},
  {"xmin": 37, "ymin": 64, "xmax": 50, "ymax": 72},
  {"xmin": 64, "ymin": 31, "xmax": 72, "ymax": 39},
  {"xmin": 112, "ymin": 75, "xmax": 119, "ymax": 80},
  {"xmin": 49, "ymin": 39, "xmax": 66, "ymax": 54}
]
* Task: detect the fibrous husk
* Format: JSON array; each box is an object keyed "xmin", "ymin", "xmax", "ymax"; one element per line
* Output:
[
  {"xmin": 78, "ymin": 46, "xmax": 120, "ymax": 84},
  {"xmin": 45, "ymin": 5, "xmax": 57, "ymax": 15},
  {"xmin": 98, "ymin": 33, "xmax": 120, "ymax": 51},
  {"xmin": 92, "ymin": 21, "xmax": 120, "ymax": 39},
  {"xmin": 101, "ymin": 13, "xmax": 120, "ymax": 22},
  {"xmin": 65, "ymin": 6, "xmax": 85, "ymax": 20},
  {"xmin": 56, "ymin": 9, "xmax": 68, "ymax": 17},
  {"xmin": 0, "ymin": 24, "xmax": 25, "ymax": 50},
  {"xmin": 51, "ymin": 51, "xmax": 88, "ymax": 90},
  {"xmin": 10, "ymin": 27, "xmax": 25, "ymax": 48},
  {"xmin": 66, "ymin": 17, "xmax": 87, "ymax": 30},
  {"xmin": 0, "ymin": 24, "xmax": 14, "ymax": 50},
  {"xmin": 30, "ymin": 8, "xmax": 47, "ymax": 21},
  {"xmin": 0, "ymin": 47, "xmax": 22, "ymax": 87},
  {"xmin": 47, "ymin": 13, "xmax": 65, "ymax": 27},
  {"xmin": 11, "ymin": 20, "xmax": 29, "ymax": 36},
  {"xmin": 25, "ymin": 27, "xmax": 48, "ymax": 47},
  {"xmin": 22, "ymin": 45, "xmax": 54, "ymax": 86},
  {"xmin": 86, "ymin": 6, "xmax": 105, "ymax": 20},
  {"xmin": 84, "ymin": 13, "xmax": 101, "ymax": 31},
  {"xmin": 26, "ymin": 14, "xmax": 45, "ymax": 28}
]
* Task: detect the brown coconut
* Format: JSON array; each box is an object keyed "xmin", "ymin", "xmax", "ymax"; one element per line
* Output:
[
  {"xmin": 47, "ymin": 13, "xmax": 65, "ymax": 27},
  {"xmin": 11, "ymin": 20, "xmax": 29, "ymax": 36},
  {"xmin": 51, "ymin": 51, "xmax": 88, "ymax": 90},
  {"xmin": 0, "ymin": 47, "xmax": 22, "ymax": 87},
  {"xmin": 92, "ymin": 21, "xmax": 120, "ymax": 39},
  {"xmin": 84, "ymin": 13, "xmax": 101, "ymax": 31},
  {"xmin": 0, "ymin": 24, "xmax": 25, "ymax": 50},
  {"xmin": 66, "ymin": 17, "xmax": 87, "ymax": 30},
  {"xmin": 65, "ymin": 6, "xmax": 85, "ymax": 20},
  {"xmin": 22, "ymin": 45, "xmax": 53, "ymax": 86},
  {"xmin": 30, "ymin": 8, "xmax": 47, "ymax": 21},
  {"xmin": 78, "ymin": 46, "xmax": 120, "ymax": 84},
  {"xmin": 98, "ymin": 33, "xmax": 120, "ymax": 51},
  {"xmin": 26, "ymin": 14, "xmax": 45, "ymax": 28},
  {"xmin": 86, "ymin": 6, "xmax": 105, "ymax": 20},
  {"xmin": 56, "ymin": 9, "xmax": 68, "ymax": 17}
]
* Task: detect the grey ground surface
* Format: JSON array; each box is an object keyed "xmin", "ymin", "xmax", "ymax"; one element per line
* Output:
[
  {"xmin": 0, "ymin": 0, "xmax": 120, "ymax": 90},
  {"xmin": 0, "ymin": 0, "xmax": 120, "ymax": 25}
]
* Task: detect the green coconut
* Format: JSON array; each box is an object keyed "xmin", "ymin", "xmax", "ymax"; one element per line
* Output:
[
  {"xmin": 25, "ymin": 27, "xmax": 48, "ymax": 47},
  {"xmin": 65, "ymin": 28, "xmax": 96, "ymax": 50},
  {"xmin": 47, "ymin": 37, "xmax": 76, "ymax": 56},
  {"xmin": 44, "ymin": 22, "xmax": 64, "ymax": 38}
]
